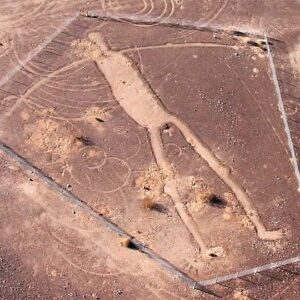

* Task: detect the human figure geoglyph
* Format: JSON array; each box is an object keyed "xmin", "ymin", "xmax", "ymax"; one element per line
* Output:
[{"xmin": 85, "ymin": 32, "xmax": 283, "ymax": 254}]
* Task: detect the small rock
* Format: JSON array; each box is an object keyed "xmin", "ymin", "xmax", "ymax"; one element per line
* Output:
[{"xmin": 113, "ymin": 290, "xmax": 123, "ymax": 297}]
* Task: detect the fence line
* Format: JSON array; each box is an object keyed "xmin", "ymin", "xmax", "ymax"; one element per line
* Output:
[
  {"xmin": 264, "ymin": 32, "xmax": 300, "ymax": 192},
  {"xmin": 198, "ymin": 255, "xmax": 300, "ymax": 286},
  {"xmin": 82, "ymin": 10, "xmax": 265, "ymax": 38},
  {"xmin": 0, "ymin": 141, "xmax": 217, "ymax": 297}
]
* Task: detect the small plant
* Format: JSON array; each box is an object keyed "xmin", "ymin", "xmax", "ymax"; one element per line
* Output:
[
  {"xmin": 143, "ymin": 196, "xmax": 155, "ymax": 210},
  {"xmin": 120, "ymin": 237, "xmax": 131, "ymax": 248},
  {"xmin": 120, "ymin": 237, "xmax": 138, "ymax": 250},
  {"xmin": 197, "ymin": 191, "xmax": 215, "ymax": 203}
]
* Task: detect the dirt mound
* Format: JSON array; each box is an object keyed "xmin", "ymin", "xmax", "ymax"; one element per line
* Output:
[
  {"xmin": 135, "ymin": 165, "xmax": 169, "ymax": 197},
  {"xmin": 25, "ymin": 119, "xmax": 81, "ymax": 162},
  {"xmin": 72, "ymin": 39, "xmax": 105, "ymax": 60}
]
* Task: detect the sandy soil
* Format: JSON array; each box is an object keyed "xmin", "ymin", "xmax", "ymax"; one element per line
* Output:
[{"xmin": 0, "ymin": 1, "xmax": 300, "ymax": 299}]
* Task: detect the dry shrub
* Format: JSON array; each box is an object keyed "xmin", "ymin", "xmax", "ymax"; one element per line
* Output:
[
  {"xmin": 143, "ymin": 196, "xmax": 155, "ymax": 210},
  {"xmin": 120, "ymin": 237, "xmax": 131, "ymax": 248}
]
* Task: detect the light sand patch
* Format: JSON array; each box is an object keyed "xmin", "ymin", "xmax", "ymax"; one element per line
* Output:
[
  {"xmin": 72, "ymin": 39, "xmax": 106, "ymax": 60},
  {"xmin": 25, "ymin": 118, "xmax": 81, "ymax": 161},
  {"xmin": 239, "ymin": 215, "xmax": 255, "ymax": 230},
  {"xmin": 233, "ymin": 288, "xmax": 250, "ymax": 300},
  {"xmin": 135, "ymin": 165, "xmax": 170, "ymax": 197},
  {"xmin": 234, "ymin": 34, "xmax": 267, "ymax": 52},
  {"xmin": 40, "ymin": 108, "xmax": 56, "ymax": 117},
  {"xmin": 83, "ymin": 106, "xmax": 106, "ymax": 126},
  {"xmin": 206, "ymin": 246, "xmax": 225, "ymax": 258},
  {"xmin": 20, "ymin": 110, "xmax": 30, "ymax": 121},
  {"xmin": 189, "ymin": 190, "xmax": 214, "ymax": 212}
]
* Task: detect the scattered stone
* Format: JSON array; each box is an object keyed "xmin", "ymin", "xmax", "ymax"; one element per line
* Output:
[{"xmin": 113, "ymin": 289, "xmax": 123, "ymax": 297}]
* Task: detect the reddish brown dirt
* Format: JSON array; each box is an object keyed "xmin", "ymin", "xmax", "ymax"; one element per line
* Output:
[
  {"xmin": 0, "ymin": 152, "xmax": 200, "ymax": 300},
  {"xmin": 0, "ymin": 1, "xmax": 300, "ymax": 299}
]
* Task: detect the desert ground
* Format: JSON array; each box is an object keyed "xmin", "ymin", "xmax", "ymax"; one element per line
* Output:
[{"xmin": 0, "ymin": 1, "xmax": 300, "ymax": 299}]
